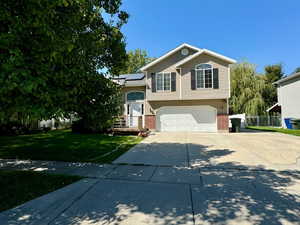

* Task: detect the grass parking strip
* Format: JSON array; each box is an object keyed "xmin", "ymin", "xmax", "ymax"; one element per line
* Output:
[
  {"xmin": 247, "ymin": 126, "xmax": 300, "ymax": 136},
  {"xmin": 0, "ymin": 170, "xmax": 81, "ymax": 212}
]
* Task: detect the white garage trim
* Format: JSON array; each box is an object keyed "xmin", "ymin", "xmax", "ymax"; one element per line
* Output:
[{"xmin": 156, "ymin": 106, "xmax": 217, "ymax": 132}]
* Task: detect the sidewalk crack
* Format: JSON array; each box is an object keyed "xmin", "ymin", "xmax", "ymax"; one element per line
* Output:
[{"xmin": 148, "ymin": 166, "xmax": 158, "ymax": 181}]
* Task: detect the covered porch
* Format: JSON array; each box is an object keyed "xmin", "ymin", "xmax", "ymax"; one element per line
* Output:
[{"xmin": 112, "ymin": 91, "xmax": 146, "ymax": 134}]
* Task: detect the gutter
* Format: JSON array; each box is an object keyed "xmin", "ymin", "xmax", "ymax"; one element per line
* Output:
[{"xmin": 273, "ymin": 72, "xmax": 300, "ymax": 85}]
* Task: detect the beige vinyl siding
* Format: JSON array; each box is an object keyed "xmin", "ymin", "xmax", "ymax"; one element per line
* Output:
[
  {"xmin": 181, "ymin": 53, "xmax": 230, "ymax": 100},
  {"xmin": 146, "ymin": 47, "xmax": 197, "ymax": 101},
  {"xmin": 146, "ymin": 52, "xmax": 230, "ymax": 101}
]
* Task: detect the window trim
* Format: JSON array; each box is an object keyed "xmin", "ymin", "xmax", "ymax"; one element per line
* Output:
[
  {"xmin": 126, "ymin": 91, "xmax": 145, "ymax": 102},
  {"xmin": 195, "ymin": 63, "xmax": 213, "ymax": 89},
  {"xmin": 156, "ymin": 72, "xmax": 171, "ymax": 92}
]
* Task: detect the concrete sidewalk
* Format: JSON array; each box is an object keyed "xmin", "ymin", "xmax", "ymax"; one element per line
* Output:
[
  {"xmin": 0, "ymin": 159, "xmax": 202, "ymax": 184},
  {"xmin": 1, "ymin": 167, "xmax": 300, "ymax": 225}
]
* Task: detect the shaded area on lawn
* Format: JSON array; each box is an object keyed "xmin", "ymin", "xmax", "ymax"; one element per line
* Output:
[
  {"xmin": 247, "ymin": 126, "xmax": 300, "ymax": 136},
  {"xmin": 0, "ymin": 130, "xmax": 142, "ymax": 163},
  {"xmin": 0, "ymin": 170, "xmax": 81, "ymax": 212}
]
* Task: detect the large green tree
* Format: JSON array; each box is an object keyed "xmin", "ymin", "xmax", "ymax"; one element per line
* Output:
[
  {"xmin": 119, "ymin": 49, "xmax": 156, "ymax": 74},
  {"xmin": 230, "ymin": 62, "xmax": 267, "ymax": 115},
  {"xmin": 262, "ymin": 64, "xmax": 284, "ymax": 107},
  {"xmin": 0, "ymin": 0, "xmax": 128, "ymax": 129}
]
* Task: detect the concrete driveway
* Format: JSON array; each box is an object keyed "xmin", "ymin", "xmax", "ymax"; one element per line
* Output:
[
  {"xmin": 1, "ymin": 131, "xmax": 300, "ymax": 225},
  {"xmin": 114, "ymin": 131, "xmax": 300, "ymax": 171}
]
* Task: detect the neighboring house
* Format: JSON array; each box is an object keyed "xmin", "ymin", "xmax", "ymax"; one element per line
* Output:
[
  {"xmin": 114, "ymin": 43, "xmax": 236, "ymax": 132},
  {"xmin": 273, "ymin": 72, "xmax": 300, "ymax": 128}
]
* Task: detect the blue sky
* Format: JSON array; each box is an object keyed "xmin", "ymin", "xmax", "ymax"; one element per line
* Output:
[{"xmin": 120, "ymin": 0, "xmax": 300, "ymax": 74}]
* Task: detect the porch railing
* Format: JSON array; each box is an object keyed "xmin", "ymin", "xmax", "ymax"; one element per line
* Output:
[{"xmin": 113, "ymin": 115, "xmax": 143, "ymax": 129}]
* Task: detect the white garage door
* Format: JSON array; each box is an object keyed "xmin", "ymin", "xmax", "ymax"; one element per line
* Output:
[{"xmin": 156, "ymin": 106, "xmax": 217, "ymax": 132}]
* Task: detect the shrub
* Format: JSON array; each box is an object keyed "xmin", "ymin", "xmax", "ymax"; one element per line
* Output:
[
  {"xmin": 71, "ymin": 119, "xmax": 109, "ymax": 134},
  {"xmin": 0, "ymin": 122, "xmax": 29, "ymax": 135}
]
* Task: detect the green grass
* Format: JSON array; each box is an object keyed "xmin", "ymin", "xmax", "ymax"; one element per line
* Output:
[
  {"xmin": 0, "ymin": 170, "xmax": 81, "ymax": 212},
  {"xmin": 247, "ymin": 126, "xmax": 300, "ymax": 136},
  {"xmin": 0, "ymin": 130, "xmax": 142, "ymax": 163}
]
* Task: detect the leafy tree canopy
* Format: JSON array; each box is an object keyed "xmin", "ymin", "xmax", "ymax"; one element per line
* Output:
[
  {"xmin": 119, "ymin": 49, "xmax": 156, "ymax": 74},
  {"xmin": 230, "ymin": 62, "xmax": 267, "ymax": 115},
  {"xmin": 264, "ymin": 64, "xmax": 284, "ymax": 83},
  {"xmin": 262, "ymin": 64, "xmax": 284, "ymax": 107},
  {"xmin": 0, "ymin": 0, "xmax": 128, "ymax": 128},
  {"xmin": 230, "ymin": 62, "xmax": 286, "ymax": 115}
]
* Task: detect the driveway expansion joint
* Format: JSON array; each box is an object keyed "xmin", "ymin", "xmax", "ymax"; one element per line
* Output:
[
  {"xmin": 46, "ymin": 179, "xmax": 100, "ymax": 225},
  {"xmin": 186, "ymin": 143, "xmax": 190, "ymax": 167},
  {"xmin": 188, "ymin": 184, "xmax": 196, "ymax": 225}
]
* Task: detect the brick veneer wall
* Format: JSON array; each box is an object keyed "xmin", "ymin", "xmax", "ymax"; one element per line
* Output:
[
  {"xmin": 217, "ymin": 114, "xmax": 229, "ymax": 131},
  {"xmin": 145, "ymin": 115, "xmax": 156, "ymax": 130}
]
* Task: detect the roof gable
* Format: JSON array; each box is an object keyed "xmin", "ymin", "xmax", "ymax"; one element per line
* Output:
[
  {"xmin": 140, "ymin": 43, "xmax": 236, "ymax": 71},
  {"xmin": 140, "ymin": 43, "xmax": 201, "ymax": 71},
  {"xmin": 174, "ymin": 49, "xmax": 236, "ymax": 67}
]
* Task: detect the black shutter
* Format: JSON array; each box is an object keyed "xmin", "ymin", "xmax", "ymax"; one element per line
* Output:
[
  {"xmin": 213, "ymin": 68, "xmax": 219, "ymax": 89},
  {"xmin": 191, "ymin": 69, "xmax": 196, "ymax": 90},
  {"xmin": 151, "ymin": 73, "xmax": 156, "ymax": 92},
  {"xmin": 171, "ymin": 72, "xmax": 176, "ymax": 92}
]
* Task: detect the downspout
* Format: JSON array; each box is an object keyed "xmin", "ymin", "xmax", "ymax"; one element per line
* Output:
[
  {"xmin": 227, "ymin": 67, "xmax": 231, "ymax": 114},
  {"xmin": 178, "ymin": 67, "xmax": 182, "ymax": 99}
]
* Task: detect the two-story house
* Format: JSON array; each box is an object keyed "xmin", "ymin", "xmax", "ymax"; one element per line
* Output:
[{"xmin": 115, "ymin": 43, "xmax": 236, "ymax": 132}]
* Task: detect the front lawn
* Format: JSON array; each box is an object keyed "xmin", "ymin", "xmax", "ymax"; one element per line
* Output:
[
  {"xmin": 247, "ymin": 126, "xmax": 300, "ymax": 136},
  {"xmin": 0, "ymin": 170, "xmax": 81, "ymax": 212},
  {"xmin": 0, "ymin": 130, "xmax": 142, "ymax": 163}
]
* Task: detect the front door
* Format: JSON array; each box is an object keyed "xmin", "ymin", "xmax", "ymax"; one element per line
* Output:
[{"xmin": 128, "ymin": 103, "xmax": 142, "ymax": 127}]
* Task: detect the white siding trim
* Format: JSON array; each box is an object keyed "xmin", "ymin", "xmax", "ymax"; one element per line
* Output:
[{"xmin": 175, "ymin": 49, "xmax": 236, "ymax": 68}]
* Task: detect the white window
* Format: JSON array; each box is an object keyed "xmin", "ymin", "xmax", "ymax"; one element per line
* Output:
[
  {"xmin": 156, "ymin": 72, "xmax": 171, "ymax": 91},
  {"xmin": 195, "ymin": 64, "xmax": 213, "ymax": 88}
]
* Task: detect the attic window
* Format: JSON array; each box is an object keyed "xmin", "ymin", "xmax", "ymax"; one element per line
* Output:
[{"xmin": 181, "ymin": 48, "xmax": 189, "ymax": 56}]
